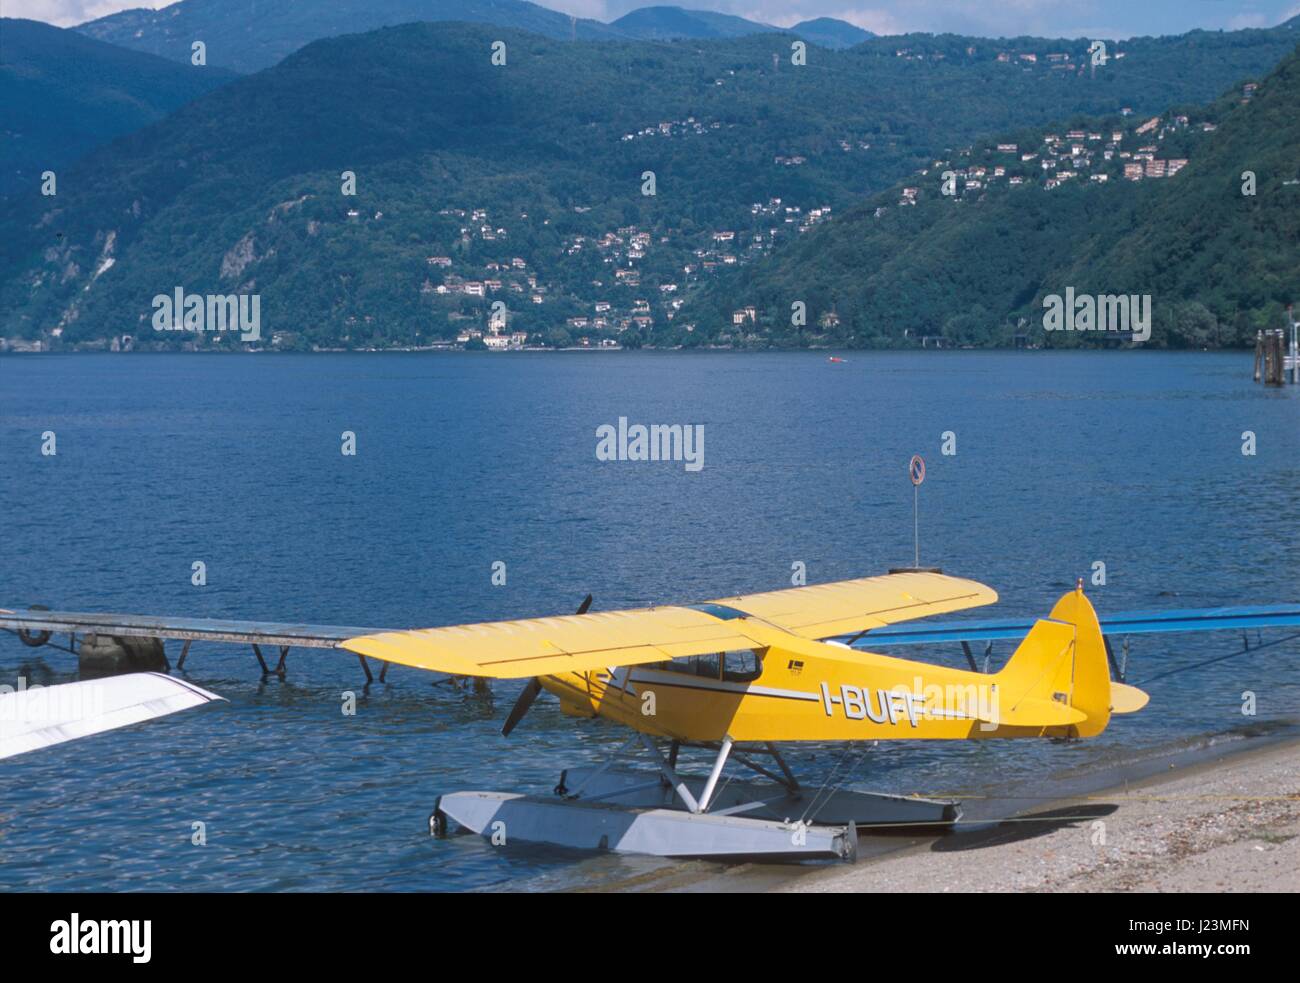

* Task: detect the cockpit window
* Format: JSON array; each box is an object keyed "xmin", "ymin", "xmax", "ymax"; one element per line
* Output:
[
  {"xmin": 643, "ymin": 648, "xmax": 765, "ymax": 683},
  {"xmin": 721, "ymin": 648, "xmax": 762, "ymax": 681}
]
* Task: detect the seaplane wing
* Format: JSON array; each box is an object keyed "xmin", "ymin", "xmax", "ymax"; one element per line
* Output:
[
  {"xmin": 340, "ymin": 572, "xmax": 996, "ymax": 678},
  {"xmin": 0, "ymin": 672, "xmax": 223, "ymax": 762},
  {"xmin": 340, "ymin": 607, "xmax": 766, "ymax": 679},
  {"xmin": 707, "ymin": 570, "xmax": 997, "ymax": 640}
]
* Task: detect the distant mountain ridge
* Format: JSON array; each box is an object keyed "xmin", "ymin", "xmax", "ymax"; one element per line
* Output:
[
  {"xmin": 75, "ymin": 1, "xmax": 875, "ymax": 72},
  {"xmin": 0, "ymin": 18, "xmax": 236, "ymax": 195},
  {"xmin": 610, "ymin": 6, "xmax": 777, "ymax": 40},
  {"xmin": 788, "ymin": 17, "xmax": 874, "ymax": 49},
  {"xmin": 4, "ymin": 22, "xmax": 1297, "ymax": 350},
  {"xmin": 611, "ymin": 8, "xmax": 874, "ymax": 47},
  {"xmin": 75, "ymin": 0, "xmax": 625, "ymax": 72}
]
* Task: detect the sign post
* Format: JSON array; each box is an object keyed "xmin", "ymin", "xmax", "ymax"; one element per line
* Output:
[{"xmin": 909, "ymin": 454, "xmax": 926, "ymax": 569}]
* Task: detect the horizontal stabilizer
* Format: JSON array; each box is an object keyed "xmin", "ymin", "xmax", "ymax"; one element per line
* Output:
[
  {"xmin": 977, "ymin": 697, "xmax": 1088, "ymax": 729},
  {"xmin": 1109, "ymin": 682, "xmax": 1150, "ymax": 714}
]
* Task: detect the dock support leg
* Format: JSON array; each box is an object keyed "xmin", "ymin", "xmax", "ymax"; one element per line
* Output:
[{"xmin": 252, "ymin": 643, "xmax": 271, "ymax": 676}]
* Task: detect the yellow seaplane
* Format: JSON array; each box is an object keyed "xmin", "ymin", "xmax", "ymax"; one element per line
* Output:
[{"xmin": 341, "ymin": 570, "xmax": 1149, "ymax": 860}]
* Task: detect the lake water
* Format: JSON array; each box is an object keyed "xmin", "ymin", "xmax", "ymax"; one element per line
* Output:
[{"xmin": 1, "ymin": 351, "xmax": 1297, "ymax": 890}]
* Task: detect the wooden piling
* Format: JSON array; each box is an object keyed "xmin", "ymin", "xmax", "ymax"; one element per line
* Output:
[{"xmin": 1264, "ymin": 329, "xmax": 1285, "ymax": 385}]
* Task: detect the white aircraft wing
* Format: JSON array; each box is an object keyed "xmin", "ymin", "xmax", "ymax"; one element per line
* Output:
[{"xmin": 0, "ymin": 672, "xmax": 223, "ymax": 761}]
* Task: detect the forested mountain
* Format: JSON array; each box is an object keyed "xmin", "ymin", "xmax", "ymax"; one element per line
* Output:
[
  {"xmin": 789, "ymin": 18, "xmax": 875, "ymax": 49},
  {"xmin": 75, "ymin": 0, "xmax": 624, "ymax": 72},
  {"xmin": 679, "ymin": 44, "xmax": 1300, "ymax": 349},
  {"xmin": 75, "ymin": 1, "xmax": 875, "ymax": 74},
  {"xmin": 610, "ymin": 7, "xmax": 777, "ymax": 40},
  {"xmin": 0, "ymin": 18, "xmax": 236, "ymax": 196},
  {"xmin": 2, "ymin": 21, "xmax": 1296, "ymax": 350},
  {"xmin": 610, "ymin": 9, "xmax": 873, "ymax": 47}
]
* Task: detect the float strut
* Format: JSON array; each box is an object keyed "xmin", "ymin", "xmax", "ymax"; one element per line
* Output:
[
  {"xmin": 961, "ymin": 640, "xmax": 979, "ymax": 672},
  {"xmin": 639, "ymin": 734, "xmax": 700, "ymax": 814},
  {"xmin": 357, "ymin": 654, "xmax": 374, "ymax": 684},
  {"xmin": 177, "ymin": 639, "xmax": 192, "ymax": 670},
  {"xmin": 766, "ymin": 743, "xmax": 801, "ymax": 792},
  {"xmin": 697, "ymin": 736, "xmax": 734, "ymax": 813},
  {"xmin": 274, "ymin": 646, "xmax": 290, "ymax": 677}
]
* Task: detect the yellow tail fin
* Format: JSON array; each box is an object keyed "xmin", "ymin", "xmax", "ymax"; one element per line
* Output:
[{"xmin": 993, "ymin": 584, "xmax": 1146, "ymax": 737}]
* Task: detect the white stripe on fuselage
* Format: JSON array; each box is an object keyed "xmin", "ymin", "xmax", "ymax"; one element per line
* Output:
[{"xmin": 602, "ymin": 666, "xmax": 820, "ymax": 702}]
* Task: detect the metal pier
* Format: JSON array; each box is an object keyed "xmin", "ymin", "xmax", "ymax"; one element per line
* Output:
[{"xmin": 0, "ymin": 607, "xmax": 393, "ymax": 681}]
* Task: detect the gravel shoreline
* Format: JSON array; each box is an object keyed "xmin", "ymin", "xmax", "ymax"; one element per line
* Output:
[{"xmin": 776, "ymin": 738, "xmax": 1300, "ymax": 893}]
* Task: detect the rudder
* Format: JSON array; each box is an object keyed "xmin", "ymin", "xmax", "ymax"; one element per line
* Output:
[{"xmin": 995, "ymin": 583, "xmax": 1113, "ymax": 737}]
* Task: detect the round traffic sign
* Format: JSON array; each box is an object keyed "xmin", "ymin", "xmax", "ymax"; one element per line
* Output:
[{"xmin": 909, "ymin": 454, "xmax": 926, "ymax": 486}]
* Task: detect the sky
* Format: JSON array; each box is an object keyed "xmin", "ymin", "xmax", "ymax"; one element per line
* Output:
[{"xmin": 8, "ymin": 0, "xmax": 1300, "ymax": 39}]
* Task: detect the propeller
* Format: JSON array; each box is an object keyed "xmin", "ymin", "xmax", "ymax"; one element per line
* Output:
[{"xmin": 501, "ymin": 594, "xmax": 592, "ymax": 737}]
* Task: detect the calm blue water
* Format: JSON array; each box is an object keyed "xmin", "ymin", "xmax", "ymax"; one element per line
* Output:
[{"xmin": 1, "ymin": 351, "xmax": 1297, "ymax": 890}]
